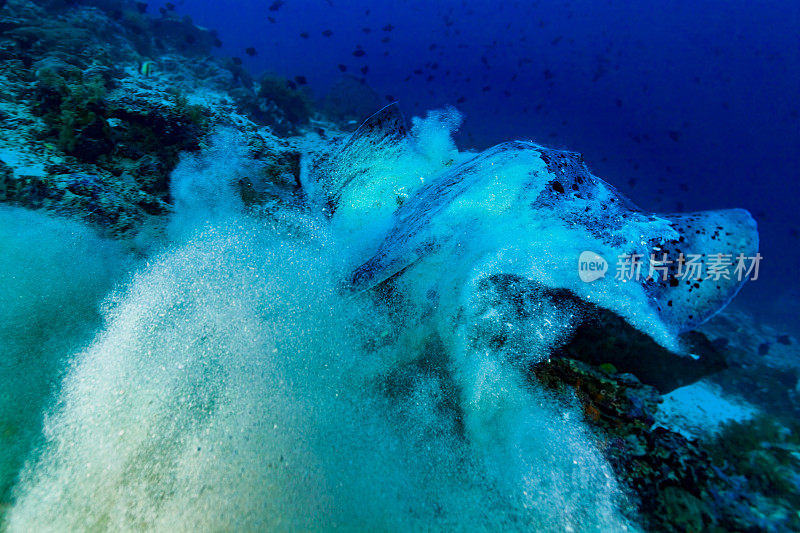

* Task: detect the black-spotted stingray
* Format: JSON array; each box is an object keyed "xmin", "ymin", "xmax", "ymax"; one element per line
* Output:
[{"xmin": 304, "ymin": 104, "xmax": 759, "ymax": 376}]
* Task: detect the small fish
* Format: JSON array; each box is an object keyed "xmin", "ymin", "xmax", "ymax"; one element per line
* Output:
[
  {"xmin": 382, "ymin": 24, "xmax": 394, "ymax": 32},
  {"xmin": 668, "ymin": 131, "xmax": 681, "ymax": 142},
  {"xmin": 135, "ymin": 2, "xmax": 147, "ymax": 14},
  {"xmin": 268, "ymin": 0, "xmax": 283, "ymax": 12},
  {"xmin": 232, "ymin": 57, "xmax": 243, "ymax": 65},
  {"xmin": 300, "ymin": 32, "xmax": 309, "ymax": 39},
  {"xmin": 245, "ymin": 47, "xmax": 257, "ymax": 56},
  {"xmin": 362, "ymin": 27, "xmax": 371, "ymax": 33},
  {"xmin": 294, "ymin": 75, "xmax": 307, "ymax": 85},
  {"xmin": 352, "ymin": 48, "xmax": 366, "ymax": 57},
  {"xmin": 338, "ymin": 64, "xmax": 347, "ymax": 72},
  {"xmin": 322, "ymin": 29, "xmax": 333, "ymax": 37},
  {"xmin": 140, "ymin": 60, "xmax": 156, "ymax": 77},
  {"xmin": 381, "ymin": 37, "xmax": 391, "ymax": 43},
  {"xmin": 777, "ymin": 335, "xmax": 792, "ymax": 345},
  {"xmin": 758, "ymin": 343, "xmax": 770, "ymax": 356},
  {"xmin": 361, "ymin": 65, "xmax": 369, "ymax": 74},
  {"xmin": 268, "ymin": 16, "xmax": 276, "ymax": 23}
]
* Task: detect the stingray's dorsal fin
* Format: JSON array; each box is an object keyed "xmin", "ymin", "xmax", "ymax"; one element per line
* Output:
[{"xmin": 649, "ymin": 208, "xmax": 759, "ymax": 332}]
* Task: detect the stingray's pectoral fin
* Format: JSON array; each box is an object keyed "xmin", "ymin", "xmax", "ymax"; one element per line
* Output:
[
  {"xmin": 650, "ymin": 208, "xmax": 759, "ymax": 333},
  {"xmin": 313, "ymin": 103, "xmax": 409, "ymax": 212},
  {"xmin": 339, "ymin": 102, "xmax": 408, "ymax": 155}
]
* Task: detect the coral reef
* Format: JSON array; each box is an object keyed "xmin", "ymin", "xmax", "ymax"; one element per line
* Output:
[{"xmin": 0, "ymin": 0, "xmax": 305, "ymax": 237}]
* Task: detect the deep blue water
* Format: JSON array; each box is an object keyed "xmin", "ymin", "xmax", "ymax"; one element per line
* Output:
[{"xmin": 148, "ymin": 0, "xmax": 800, "ymax": 329}]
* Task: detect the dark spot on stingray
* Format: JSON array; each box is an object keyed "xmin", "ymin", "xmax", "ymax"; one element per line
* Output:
[
  {"xmin": 268, "ymin": 0, "xmax": 284, "ymax": 12},
  {"xmin": 777, "ymin": 335, "xmax": 792, "ymax": 345},
  {"xmin": 669, "ymin": 277, "xmax": 679, "ymax": 287},
  {"xmin": 667, "ymin": 300, "xmax": 673, "ymax": 307},
  {"xmin": 710, "ymin": 337, "xmax": 729, "ymax": 350},
  {"xmin": 758, "ymin": 343, "xmax": 770, "ymax": 356},
  {"xmin": 322, "ymin": 29, "xmax": 333, "ymax": 37},
  {"xmin": 245, "ymin": 47, "xmax": 257, "ymax": 56},
  {"xmin": 338, "ymin": 64, "xmax": 347, "ymax": 72},
  {"xmin": 668, "ymin": 131, "xmax": 681, "ymax": 142},
  {"xmin": 552, "ymin": 181, "xmax": 565, "ymax": 193}
]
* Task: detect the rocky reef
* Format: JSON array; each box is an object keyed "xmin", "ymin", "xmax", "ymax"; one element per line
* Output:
[
  {"xmin": 0, "ymin": 0, "xmax": 308, "ymax": 238},
  {"xmin": 0, "ymin": 1, "xmax": 797, "ymax": 531}
]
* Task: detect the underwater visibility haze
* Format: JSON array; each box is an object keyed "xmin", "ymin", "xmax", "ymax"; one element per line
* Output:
[{"xmin": 0, "ymin": 0, "xmax": 798, "ymax": 531}]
